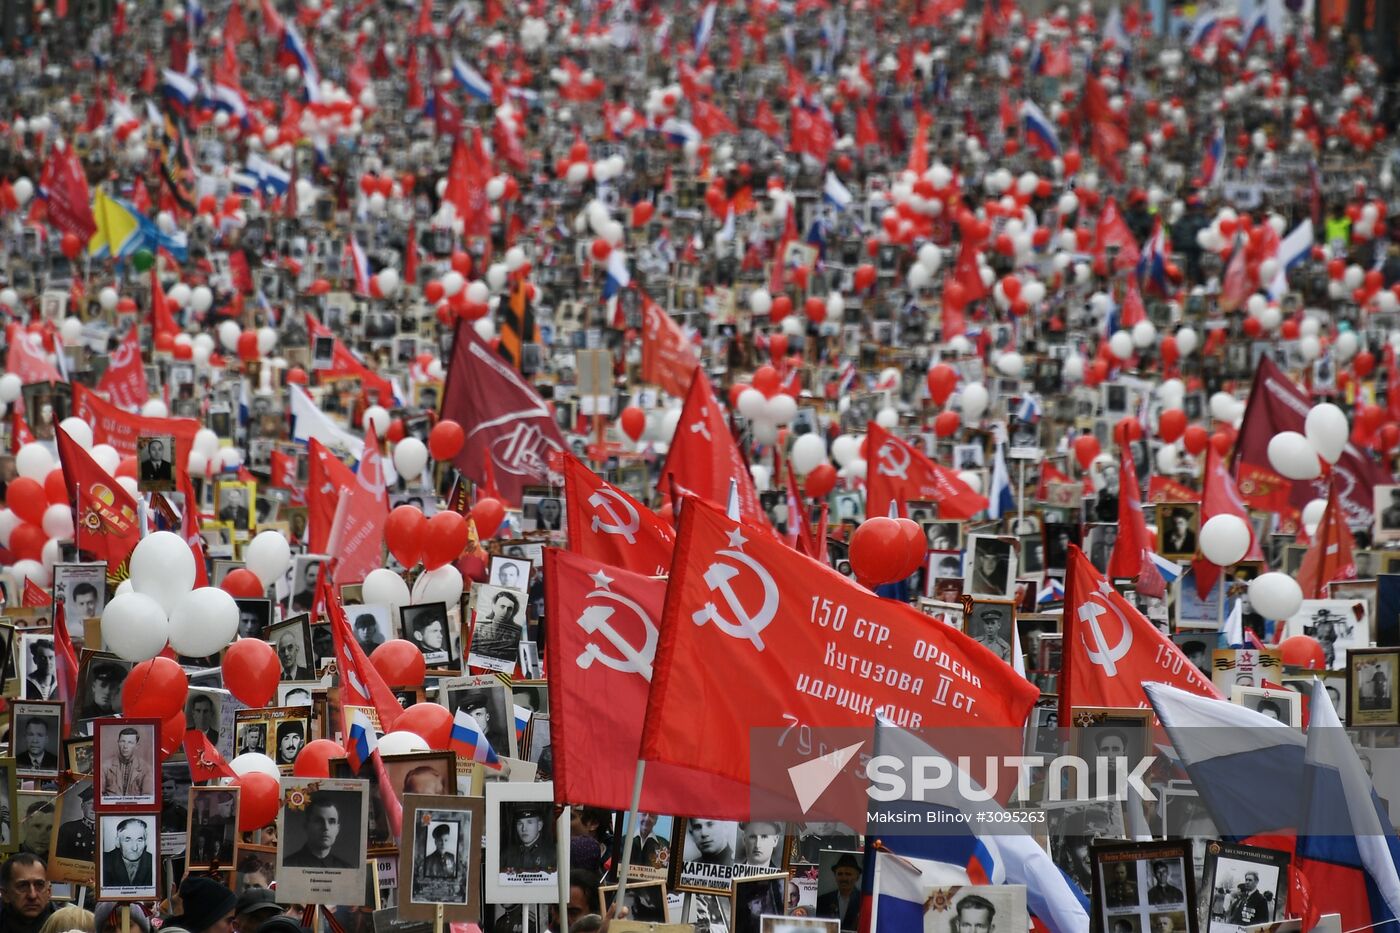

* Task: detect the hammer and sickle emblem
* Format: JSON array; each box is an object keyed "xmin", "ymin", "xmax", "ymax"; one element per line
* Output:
[
  {"xmin": 690, "ymin": 408, "xmax": 712, "ymax": 441},
  {"xmin": 575, "ymin": 589, "xmax": 658, "ymax": 680},
  {"xmin": 588, "ymin": 487, "xmax": 641, "ymax": 544},
  {"xmin": 876, "ymin": 441, "xmax": 910, "ymax": 480},
  {"xmin": 691, "ymin": 549, "xmax": 779, "ymax": 651},
  {"xmin": 1079, "ymin": 595, "xmax": 1133, "ymax": 677}
]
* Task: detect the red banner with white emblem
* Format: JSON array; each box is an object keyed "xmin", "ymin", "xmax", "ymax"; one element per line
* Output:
[
  {"xmin": 96, "ymin": 327, "xmax": 149, "ymax": 411},
  {"xmin": 640, "ymin": 496, "xmax": 1039, "ymax": 788},
  {"xmin": 657, "ymin": 368, "xmax": 763, "ymax": 522},
  {"xmin": 865, "ymin": 422, "xmax": 989, "ymax": 520},
  {"xmin": 544, "ymin": 548, "xmax": 751, "ymax": 817},
  {"xmin": 72, "ymin": 384, "xmax": 201, "ymax": 464},
  {"xmin": 562, "ymin": 453, "xmax": 674, "ymax": 576},
  {"xmin": 640, "ymin": 294, "xmax": 699, "ymax": 399},
  {"xmin": 1060, "ymin": 545, "xmax": 1221, "ymax": 721}
]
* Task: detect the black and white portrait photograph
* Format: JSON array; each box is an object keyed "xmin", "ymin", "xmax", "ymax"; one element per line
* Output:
[
  {"xmin": 923, "ymin": 521, "xmax": 960, "ymax": 552},
  {"xmin": 731, "ymin": 873, "xmax": 788, "ymax": 933},
  {"xmin": 95, "ymin": 719, "xmax": 159, "ymax": 811},
  {"xmin": 684, "ymin": 893, "xmax": 733, "ymax": 932},
  {"xmin": 237, "ymin": 720, "xmax": 269, "ymax": 757},
  {"xmin": 1348, "ymin": 648, "xmax": 1400, "ymax": 726},
  {"xmin": 0, "ymin": 761, "xmax": 18, "ymax": 853},
  {"xmin": 401, "ymin": 796, "xmax": 483, "ymax": 922},
  {"xmin": 965, "ymin": 599, "xmax": 1015, "ymax": 663},
  {"xmin": 1158, "ymin": 504, "xmax": 1200, "ymax": 560},
  {"xmin": 1045, "ymin": 799, "xmax": 1126, "ymax": 896},
  {"xmin": 278, "ymin": 684, "xmax": 315, "ymax": 708},
  {"xmin": 137, "ymin": 433, "xmax": 176, "ymax": 492},
  {"xmin": 312, "ymin": 335, "xmax": 336, "ymax": 369},
  {"xmin": 442, "ymin": 679, "xmax": 517, "ymax": 760},
  {"xmin": 274, "ymin": 720, "xmax": 307, "ymax": 767},
  {"xmin": 75, "ymin": 656, "xmax": 131, "ymax": 720},
  {"xmin": 489, "ymin": 556, "xmax": 532, "ymax": 591},
  {"xmin": 600, "ymin": 880, "xmax": 669, "ymax": 924},
  {"xmin": 401, "ymin": 602, "xmax": 454, "ymax": 668},
  {"xmin": 185, "ymin": 689, "xmax": 225, "ymax": 747},
  {"xmin": 50, "ymin": 781, "xmax": 96, "ymax": 880},
  {"xmin": 216, "ymin": 480, "xmax": 257, "ymax": 532},
  {"xmin": 20, "ymin": 634, "xmax": 58, "ymax": 701},
  {"xmin": 522, "ymin": 496, "xmax": 564, "ymax": 533},
  {"xmin": 275, "ymin": 778, "xmax": 369, "ymax": 904},
  {"xmin": 97, "ymin": 814, "xmax": 159, "ymax": 901},
  {"xmin": 1230, "ymin": 685, "xmax": 1304, "ymax": 727},
  {"xmin": 671, "ymin": 818, "xmax": 742, "ymax": 894},
  {"xmin": 484, "ymin": 782, "xmax": 558, "ymax": 903},
  {"xmin": 52, "ymin": 562, "xmax": 107, "ymax": 631},
  {"xmin": 270, "ymin": 616, "xmax": 315, "ymax": 682},
  {"xmin": 1201, "ymin": 841, "xmax": 1288, "ymax": 932},
  {"xmin": 235, "ymin": 598, "xmax": 273, "ymax": 641},
  {"xmin": 290, "ymin": 554, "xmax": 329, "ymax": 613},
  {"xmin": 13, "ymin": 701, "xmax": 63, "ymax": 778},
  {"xmin": 469, "ymin": 584, "xmax": 527, "ymax": 673},
  {"xmin": 920, "ymin": 886, "xmax": 1028, "ymax": 933},
  {"xmin": 188, "ymin": 787, "xmax": 238, "ymax": 868},
  {"xmin": 1376, "ymin": 485, "xmax": 1400, "ymax": 543},
  {"xmin": 1090, "ymin": 840, "xmax": 1198, "ymax": 933},
  {"xmin": 15, "ymin": 791, "xmax": 55, "ymax": 861},
  {"xmin": 335, "ymin": 604, "xmax": 388, "ymax": 659},
  {"xmin": 511, "ymin": 682, "xmax": 549, "ymax": 717},
  {"xmin": 965, "ymin": 535, "xmax": 1017, "ymax": 597},
  {"xmin": 1284, "ymin": 599, "xmax": 1368, "ymax": 669},
  {"xmin": 383, "ymin": 752, "xmax": 455, "ymax": 800}
]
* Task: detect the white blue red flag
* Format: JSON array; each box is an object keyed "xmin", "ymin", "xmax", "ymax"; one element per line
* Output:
[{"xmin": 450, "ymin": 708, "xmax": 502, "ymax": 768}]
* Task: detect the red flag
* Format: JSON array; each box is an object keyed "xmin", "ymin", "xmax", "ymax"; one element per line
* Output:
[
  {"xmin": 1060, "ymin": 545, "xmax": 1221, "ymax": 719},
  {"xmin": 403, "ymin": 222, "xmax": 419, "ymax": 285},
  {"xmin": 178, "ymin": 467, "xmax": 210, "ymax": 589},
  {"xmin": 439, "ymin": 322, "xmax": 567, "ymax": 506},
  {"xmin": 39, "ymin": 143, "xmax": 96, "ymax": 242},
  {"xmin": 1147, "ymin": 475, "xmax": 1200, "ymax": 504},
  {"xmin": 1107, "ymin": 445, "xmax": 1158, "ymax": 591},
  {"xmin": 23, "ymin": 578, "xmax": 51, "ymax": 607},
  {"xmin": 1193, "ymin": 444, "xmax": 1266, "ymax": 598},
  {"xmin": 1035, "ymin": 459, "xmax": 1071, "ymax": 499},
  {"xmin": 1091, "ymin": 197, "xmax": 1141, "ymax": 269},
  {"xmin": 545, "ymin": 549, "xmax": 752, "ymax": 813},
  {"xmin": 55, "ymin": 425, "xmax": 141, "ymax": 577},
  {"xmin": 1118, "ymin": 277, "xmax": 1147, "ymax": 328},
  {"xmin": 97, "ymin": 328, "xmax": 149, "ymax": 411},
  {"xmin": 640, "ymin": 497, "xmax": 1040, "ymax": 803},
  {"xmin": 324, "ymin": 574, "xmax": 402, "ymax": 730},
  {"xmin": 657, "ymin": 368, "xmax": 764, "ymax": 522},
  {"xmin": 413, "ymin": 0, "xmax": 434, "ymax": 36},
  {"xmin": 224, "ymin": 0, "xmax": 249, "ymax": 44},
  {"xmin": 753, "ymin": 100, "xmax": 783, "ymax": 139},
  {"xmin": 691, "ymin": 97, "xmax": 738, "ymax": 139},
  {"xmin": 10, "ymin": 408, "xmax": 35, "ymax": 454},
  {"xmin": 308, "ymin": 439, "xmax": 357, "ymax": 553},
  {"xmin": 1082, "ymin": 74, "xmax": 1129, "ymax": 182},
  {"xmin": 304, "ymin": 313, "xmax": 395, "ymax": 404},
  {"xmin": 444, "ymin": 130, "xmax": 491, "ymax": 240},
  {"xmin": 1296, "ymin": 475, "xmax": 1356, "ymax": 598},
  {"xmin": 72, "ymin": 384, "xmax": 200, "ymax": 463},
  {"xmin": 640, "ymin": 292, "xmax": 699, "ymax": 398},
  {"xmin": 6, "ymin": 323, "xmax": 62, "ymax": 384},
  {"xmin": 183, "ymin": 728, "xmax": 237, "ymax": 781},
  {"xmin": 907, "ymin": 110, "xmax": 933, "ymax": 176},
  {"xmin": 405, "ymin": 45, "xmax": 425, "ymax": 111},
  {"xmin": 855, "ymin": 103, "xmax": 879, "ymax": 151},
  {"xmin": 52, "ymin": 603, "xmax": 78, "ymax": 728},
  {"xmin": 789, "ymin": 105, "xmax": 835, "ymax": 164},
  {"xmin": 562, "ymin": 453, "xmax": 674, "ymax": 576},
  {"xmin": 328, "ymin": 424, "xmax": 389, "ymax": 586},
  {"xmin": 1219, "ymin": 240, "xmax": 1252, "ymax": 313},
  {"xmin": 269, "ymin": 449, "xmax": 306, "ymax": 508},
  {"xmin": 865, "ymin": 423, "xmax": 989, "ymax": 520}
]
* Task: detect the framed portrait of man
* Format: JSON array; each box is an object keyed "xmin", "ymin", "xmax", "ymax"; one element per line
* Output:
[
  {"xmin": 468, "ymin": 584, "xmax": 528, "ymax": 674},
  {"xmin": 1347, "ymin": 647, "xmax": 1400, "ymax": 726},
  {"xmin": 1230, "ymin": 685, "xmax": 1304, "ymax": 727},
  {"xmin": 1068, "ymin": 707, "xmax": 1153, "ymax": 802},
  {"xmin": 97, "ymin": 814, "xmax": 159, "ymax": 901},
  {"xmin": 13, "ymin": 701, "xmax": 64, "ymax": 779},
  {"xmin": 94, "ymin": 718, "xmax": 159, "ymax": 811},
  {"xmin": 484, "ymin": 782, "xmax": 560, "ymax": 904},
  {"xmin": 215, "ymin": 479, "xmax": 257, "ymax": 533},
  {"xmin": 489, "ymin": 556, "xmax": 532, "ymax": 591},
  {"xmin": 275, "ymin": 778, "xmax": 369, "ymax": 904},
  {"xmin": 235, "ymin": 598, "xmax": 273, "ymax": 642},
  {"xmin": 964, "ymin": 598, "xmax": 1016, "ymax": 664},
  {"xmin": 52, "ymin": 562, "xmax": 107, "ymax": 632},
  {"xmin": 383, "ymin": 752, "xmax": 457, "ymax": 804},
  {"xmin": 1157, "ymin": 503, "xmax": 1200, "ymax": 560},
  {"xmin": 1376, "ymin": 485, "xmax": 1400, "ymax": 544},
  {"xmin": 400, "ymin": 602, "xmax": 455, "ymax": 669},
  {"xmin": 965, "ymin": 535, "xmax": 1018, "ymax": 598},
  {"xmin": 1199, "ymin": 840, "xmax": 1288, "ymax": 932},
  {"xmin": 441, "ymin": 677, "xmax": 519, "ymax": 760},
  {"xmin": 268, "ymin": 616, "xmax": 315, "ymax": 683},
  {"xmin": 187, "ymin": 786, "xmax": 239, "ymax": 869},
  {"xmin": 137, "ymin": 433, "xmax": 177, "ymax": 492},
  {"xmin": 15, "ymin": 791, "xmax": 56, "ymax": 862},
  {"xmin": 53, "ymin": 784, "xmax": 101, "ymax": 880},
  {"xmin": 74, "ymin": 655, "xmax": 132, "ymax": 721},
  {"xmin": 289, "ymin": 554, "xmax": 329, "ymax": 614},
  {"xmin": 601, "ymin": 880, "xmax": 669, "ymax": 925},
  {"xmin": 398, "ymin": 794, "xmax": 484, "ymax": 923},
  {"xmin": 19, "ymin": 633, "xmax": 58, "ymax": 701},
  {"xmin": 670, "ymin": 818, "xmax": 742, "ymax": 894},
  {"xmin": 732, "ymin": 873, "xmax": 788, "ymax": 933}
]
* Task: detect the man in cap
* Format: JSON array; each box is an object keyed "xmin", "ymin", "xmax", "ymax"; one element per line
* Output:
[
  {"xmin": 81, "ymin": 663, "xmax": 124, "ymax": 719},
  {"xmin": 814, "ymin": 853, "xmax": 863, "ymax": 931},
  {"xmin": 503, "ymin": 803, "xmax": 554, "ymax": 873},
  {"xmin": 353, "ymin": 613, "xmax": 384, "ymax": 653},
  {"xmin": 54, "ymin": 786, "xmax": 96, "ymax": 862},
  {"xmin": 972, "ymin": 608, "xmax": 1010, "ymax": 661},
  {"xmin": 420, "ymin": 824, "xmax": 457, "ymax": 878},
  {"xmin": 233, "ymin": 888, "xmax": 284, "ymax": 931}
]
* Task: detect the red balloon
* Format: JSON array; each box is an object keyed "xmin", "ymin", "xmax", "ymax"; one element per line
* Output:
[
  {"xmin": 853, "ymin": 263, "xmax": 877, "ymax": 292},
  {"xmin": 769, "ymin": 333, "xmax": 789, "ymax": 360},
  {"xmin": 1210, "ymin": 431, "xmax": 1233, "ymax": 456},
  {"xmin": 619, "ymin": 406, "xmax": 647, "ymax": 442},
  {"xmin": 933, "ymin": 410, "xmax": 961, "ymax": 438},
  {"xmin": 1380, "ymin": 423, "xmax": 1400, "ymax": 453},
  {"xmin": 1355, "ymin": 351, "xmax": 1377, "ymax": 378},
  {"xmin": 386, "ymin": 419, "xmax": 407, "ymax": 444},
  {"xmin": 60, "ymin": 232, "xmax": 81, "ymax": 259},
  {"xmin": 895, "ymin": 518, "xmax": 927, "ymax": 579},
  {"xmin": 237, "ymin": 330, "xmax": 260, "ymax": 362},
  {"xmin": 286, "ymin": 367, "xmax": 308, "ymax": 385},
  {"xmin": 8, "ymin": 477, "xmax": 47, "ymax": 526},
  {"xmin": 1278, "ymin": 634, "xmax": 1326, "ymax": 670},
  {"xmin": 221, "ymin": 639, "xmax": 281, "ymax": 708},
  {"xmin": 423, "ymin": 511, "xmax": 469, "ymax": 570},
  {"xmin": 424, "ymin": 281, "xmax": 445, "ymax": 303},
  {"xmin": 220, "ymin": 568, "xmax": 266, "ymax": 598},
  {"xmin": 471, "ymin": 498, "xmax": 505, "ymax": 539},
  {"xmin": 428, "ymin": 420, "xmax": 465, "ymax": 460},
  {"xmin": 234, "ymin": 772, "xmax": 281, "ymax": 832},
  {"xmin": 1072, "ymin": 435, "xmax": 1101, "ymax": 470},
  {"xmin": 770, "ymin": 295, "xmax": 792, "ymax": 322},
  {"xmin": 394, "ymin": 702, "xmax": 454, "ymax": 750},
  {"xmin": 294, "ymin": 739, "xmax": 346, "ymax": 778},
  {"xmin": 804, "ymin": 296, "xmax": 827, "ymax": 323},
  {"xmin": 9, "ymin": 522, "xmax": 45, "ymax": 561},
  {"xmin": 590, "ymin": 238, "xmax": 612, "ymax": 262},
  {"xmin": 728, "ymin": 383, "xmax": 750, "ymax": 408},
  {"xmin": 632, "ymin": 202, "xmax": 655, "ymax": 226},
  {"xmin": 926, "ymin": 364, "xmax": 958, "ymax": 406},
  {"xmin": 386, "ymin": 505, "xmax": 428, "ymax": 568},
  {"xmin": 849, "ymin": 517, "xmax": 906, "ymax": 587},
  {"xmin": 1114, "ymin": 417, "xmax": 1143, "ymax": 446},
  {"xmin": 43, "ymin": 469, "xmax": 67, "ymax": 504},
  {"xmin": 752, "ymin": 365, "xmax": 781, "ymax": 398},
  {"xmin": 122, "ymin": 657, "xmax": 190, "ymax": 720},
  {"xmin": 1158, "ymin": 409, "xmax": 1188, "ymax": 443},
  {"xmin": 371, "ymin": 638, "xmax": 427, "ymax": 687},
  {"xmin": 1183, "ymin": 425, "xmax": 1210, "ymax": 455},
  {"xmin": 805, "ymin": 463, "xmax": 837, "ymax": 498},
  {"xmin": 159, "ymin": 711, "xmax": 187, "ymax": 762},
  {"xmin": 1360, "ymin": 403, "xmax": 1385, "ymax": 435}
]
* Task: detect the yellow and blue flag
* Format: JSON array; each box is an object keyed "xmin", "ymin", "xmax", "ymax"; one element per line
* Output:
[{"xmin": 88, "ymin": 189, "xmax": 144, "ymax": 259}]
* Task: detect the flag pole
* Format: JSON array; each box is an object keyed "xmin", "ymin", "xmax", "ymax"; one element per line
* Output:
[
  {"xmin": 611, "ymin": 759, "xmax": 648, "ymax": 908},
  {"xmin": 1016, "ymin": 457, "xmax": 1026, "ymax": 529}
]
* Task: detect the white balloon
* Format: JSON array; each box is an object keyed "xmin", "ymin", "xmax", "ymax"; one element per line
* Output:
[
  {"xmin": 90, "ymin": 444, "xmax": 120, "ymax": 474},
  {"xmin": 465, "ymin": 280, "xmax": 488, "ymax": 304},
  {"xmin": 412, "ymin": 564, "xmax": 464, "ymax": 605},
  {"xmin": 1199, "ymin": 514, "xmax": 1251, "ymax": 566},
  {"xmin": 219, "ymin": 447, "xmax": 243, "ymax": 472},
  {"xmin": 1248, "ymin": 572, "xmax": 1304, "ymax": 620},
  {"xmin": 749, "ymin": 288, "xmax": 773, "ymax": 316},
  {"xmin": 737, "ymin": 388, "xmax": 767, "ymax": 419},
  {"xmin": 875, "ymin": 406, "xmax": 899, "ymax": 429},
  {"xmin": 379, "ymin": 730, "xmax": 431, "ymax": 756},
  {"xmin": 1063, "ymin": 354, "xmax": 1085, "ymax": 381},
  {"xmin": 442, "ymin": 272, "xmax": 466, "ymax": 297},
  {"xmin": 257, "ymin": 327, "xmax": 279, "ymax": 355},
  {"xmin": 1175, "ymin": 327, "xmax": 1198, "ymax": 356},
  {"xmin": 751, "ymin": 420, "xmax": 779, "ymax": 446},
  {"xmin": 1209, "ymin": 392, "xmax": 1238, "ymax": 423},
  {"xmin": 117, "ymin": 476, "xmax": 140, "ymax": 499},
  {"xmin": 11, "ymin": 559, "xmax": 47, "ymax": 588},
  {"xmin": 375, "ymin": 268, "xmax": 401, "ymax": 297},
  {"xmin": 1266, "ymin": 431, "xmax": 1321, "ymax": 480},
  {"xmin": 15, "ymin": 442, "xmax": 54, "ymax": 480},
  {"xmin": 0, "ymin": 374, "xmax": 20, "ymax": 404},
  {"xmin": 957, "ymin": 470, "xmax": 983, "ymax": 494},
  {"xmin": 59, "ymin": 316, "xmax": 82, "ymax": 345},
  {"xmin": 169, "ymin": 587, "xmax": 240, "ymax": 656},
  {"xmin": 195, "ymin": 428, "xmax": 222, "ymax": 458},
  {"xmin": 1304, "ymin": 403, "xmax": 1349, "ymax": 464},
  {"xmin": 218, "ymin": 320, "xmax": 242, "ymax": 351},
  {"xmin": 750, "ymin": 464, "xmax": 772, "ymax": 492},
  {"xmin": 363, "ymin": 405, "xmax": 391, "ymax": 437},
  {"xmin": 1109, "ymin": 330, "xmax": 1134, "ymax": 360},
  {"xmin": 765, "ymin": 394, "xmax": 798, "ymax": 425},
  {"xmin": 790, "ymin": 434, "xmax": 828, "ymax": 474},
  {"xmin": 41, "ymin": 503, "xmax": 73, "ymax": 539},
  {"xmin": 13, "ymin": 177, "xmax": 33, "ymax": 205},
  {"xmin": 917, "ymin": 243, "xmax": 942, "ymax": 274},
  {"xmin": 229, "ymin": 753, "xmax": 281, "ymax": 780},
  {"xmin": 141, "ymin": 399, "xmax": 169, "ymax": 418},
  {"xmin": 190, "ymin": 286, "xmax": 214, "ymax": 313},
  {"xmin": 1302, "ymin": 498, "xmax": 1328, "ymax": 529},
  {"xmin": 100, "ymin": 592, "xmax": 170, "ymax": 662},
  {"xmin": 128, "ymin": 531, "xmax": 196, "ymax": 615},
  {"xmin": 58, "ymin": 417, "xmax": 93, "ymax": 449},
  {"xmin": 1299, "ymin": 334, "xmax": 1321, "ymax": 361},
  {"xmin": 832, "ymin": 434, "xmax": 862, "ymax": 467},
  {"xmin": 0, "ymin": 509, "xmax": 17, "ymax": 547},
  {"xmin": 363, "ymin": 568, "xmax": 412, "ymax": 611},
  {"xmin": 486, "ymin": 263, "xmax": 508, "ymax": 291},
  {"xmin": 826, "ymin": 293, "xmax": 845, "ymax": 318},
  {"xmin": 1155, "ymin": 445, "xmax": 1180, "ymax": 472},
  {"xmin": 393, "ymin": 437, "xmax": 430, "ymax": 480},
  {"xmin": 961, "ymin": 383, "xmax": 989, "ymax": 420},
  {"xmin": 996, "ymin": 352, "xmax": 1024, "ymax": 377},
  {"xmin": 1334, "ymin": 331, "xmax": 1360, "ymax": 361},
  {"xmin": 1131, "ymin": 320, "xmax": 1157, "ymax": 349},
  {"xmin": 98, "ymin": 286, "xmax": 119, "ymax": 311},
  {"xmin": 907, "ymin": 263, "xmax": 932, "ymax": 290},
  {"xmin": 245, "ymin": 531, "xmax": 293, "ymax": 586}
]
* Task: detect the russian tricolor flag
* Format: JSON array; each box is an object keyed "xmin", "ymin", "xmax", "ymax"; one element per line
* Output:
[
  {"xmin": 210, "ymin": 83, "xmax": 248, "ymax": 122},
  {"xmin": 822, "ymin": 171, "xmax": 853, "ymax": 212},
  {"xmin": 693, "ymin": 1, "xmax": 716, "ymax": 59},
  {"xmin": 345, "ymin": 710, "xmax": 378, "ymax": 773},
  {"xmin": 245, "ymin": 154, "xmax": 290, "ymax": 197},
  {"xmin": 1188, "ymin": 11, "xmax": 1221, "ymax": 51},
  {"xmin": 282, "ymin": 24, "xmax": 322, "ymax": 102},
  {"xmin": 161, "ymin": 70, "xmax": 199, "ymax": 107},
  {"xmin": 452, "ymin": 54, "xmax": 492, "ymax": 104},
  {"xmin": 1200, "ymin": 125, "xmax": 1225, "ymax": 188},
  {"xmin": 450, "ymin": 708, "xmax": 502, "ymax": 768},
  {"xmin": 346, "ymin": 236, "xmax": 370, "ymax": 296},
  {"xmin": 1021, "ymin": 99, "xmax": 1060, "ymax": 158},
  {"xmin": 603, "ymin": 249, "xmax": 631, "ymax": 300},
  {"xmin": 513, "ymin": 705, "xmax": 532, "ymax": 745},
  {"xmin": 1137, "ymin": 217, "xmax": 1170, "ymax": 296},
  {"xmin": 660, "ymin": 118, "xmax": 702, "ymax": 146}
]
